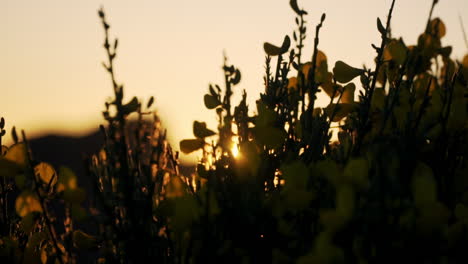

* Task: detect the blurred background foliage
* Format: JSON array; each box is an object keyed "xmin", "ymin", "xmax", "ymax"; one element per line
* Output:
[{"xmin": 1, "ymin": 0, "xmax": 468, "ymax": 263}]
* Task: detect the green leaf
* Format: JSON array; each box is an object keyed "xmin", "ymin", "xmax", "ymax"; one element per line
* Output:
[
  {"xmin": 34, "ymin": 162, "xmax": 57, "ymax": 187},
  {"xmin": 180, "ymin": 138, "xmax": 204, "ymax": 154},
  {"xmin": 15, "ymin": 191, "xmax": 42, "ymax": 217},
  {"xmin": 412, "ymin": 162, "xmax": 437, "ymax": 207},
  {"xmin": 121, "ymin": 96, "xmax": 140, "ymax": 115},
  {"xmin": 263, "ymin": 35, "xmax": 291, "ymax": 56},
  {"xmin": 336, "ymin": 184, "xmax": 355, "ymax": 219},
  {"xmin": 193, "ymin": 121, "xmax": 216, "ymax": 138},
  {"xmin": 57, "ymin": 166, "xmax": 78, "ymax": 192},
  {"xmin": 204, "ymin": 94, "xmax": 221, "ymax": 109},
  {"xmin": 343, "ymin": 158, "xmax": 369, "ymax": 189},
  {"xmin": 333, "ymin": 61, "xmax": 364, "ymax": 83}
]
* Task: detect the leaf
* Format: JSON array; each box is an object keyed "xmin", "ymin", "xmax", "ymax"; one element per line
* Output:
[
  {"xmin": 429, "ymin": 18, "xmax": 446, "ymax": 38},
  {"xmin": 287, "ymin": 77, "xmax": 298, "ymax": 90},
  {"xmin": 4, "ymin": 143, "xmax": 28, "ymax": 167},
  {"xmin": 333, "ymin": 61, "xmax": 364, "ymax": 83},
  {"xmin": 231, "ymin": 69, "xmax": 241, "ymax": 85},
  {"xmin": 204, "ymin": 94, "xmax": 221, "ymax": 109},
  {"xmin": 193, "ymin": 121, "xmax": 216, "ymax": 138},
  {"xmin": 263, "ymin": 35, "xmax": 291, "ymax": 56},
  {"xmin": 63, "ymin": 187, "xmax": 86, "ymax": 204},
  {"xmin": 324, "ymin": 103, "xmax": 357, "ymax": 122},
  {"xmin": 370, "ymin": 88, "xmax": 386, "ymax": 111},
  {"xmin": 343, "ymin": 158, "xmax": 369, "ymax": 189},
  {"xmin": 254, "ymin": 126, "xmax": 286, "ymax": 149},
  {"xmin": 384, "ymin": 39, "xmax": 407, "ymax": 65},
  {"xmin": 290, "ymin": 0, "xmax": 307, "ymax": 15},
  {"xmin": 281, "ymin": 161, "xmax": 309, "ymax": 189},
  {"xmin": 315, "ymin": 50, "xmax": 327, "ymax": 68},
  {"xmin": 256, "ymin": 101, "xmax": 277, "ymax": 127},
  {"xmin": 34, "ymin": 162, "xmax": 57, "ymax": 187},
  {"xmin": 71, "ymin": 204, "xmax": 88, "ymax": 221},
  {"xmin": 336, "ymin": 184, "xmax": 355, "ymax": 219},
  {"xmin": 121, "ymin": 96, "xmax": 139, "ymax": 115},
  {"xmin": 412, "ymin": 162, "xmax": 437, "ymax": 207},
  {"xmin": 146, "ymin": 96, "xmax": 154, "ymax": 108},
  {"xmin": 180, "ymin": 139, "xmax": 204, "ymax": 154},
  {"xmin": 377, "ymin": 18, "xmax": 386, "ymax": 35},
  {"xmin": 15, "ymin": 191, "xmax": 42, "ymax": 217},
  {"xmin": 57, "ymin": 166, "xmax": 78, "ymax": 192},
  {"xmin": 73, "ymin": 230, "xmax": 98, "ymax": 250},
  {"xmin": 340, "ymin": 83, "xmax": 355, "ymax": 104}
]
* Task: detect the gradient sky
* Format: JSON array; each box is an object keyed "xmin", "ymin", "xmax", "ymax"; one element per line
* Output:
[{"xmin": 2, "ymin": 0, "xmax": 468, "ymax": 163}]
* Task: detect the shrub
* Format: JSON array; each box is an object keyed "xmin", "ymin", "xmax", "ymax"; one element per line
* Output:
[{"xmin": 1, "ymin": 0, "xmax": 468, "ymax": 263}]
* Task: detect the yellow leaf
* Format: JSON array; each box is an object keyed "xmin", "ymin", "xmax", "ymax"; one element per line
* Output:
[
  {"xmin": 287, "ymin": 77, "xmax": 298, "ymax": 90},
  {"xmin": 430, "ymin": 18, "xmax": 446, "ymax": 38},
  {"xmin": 383, "ymin": 39, "xmax": 407, "ymax": 65},
  {"xmin": 34, "ymin": 162, "xmax": 57, "ymax": 187},
  {"xmin": 15, "ymin": 191, "xmax": 42, "ymax": 217},
  {"xmin": 4, "ymin": 143, "xmax": 28, "ymax": 167},
  {"xmin": 340, "ymin": 83, "xmax": 355, "ymax": 104}
]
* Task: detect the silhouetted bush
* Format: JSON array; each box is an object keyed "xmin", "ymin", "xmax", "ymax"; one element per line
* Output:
[{"xmin": 1, "ymin": 0, "xmax": 468, "ymax": 263}]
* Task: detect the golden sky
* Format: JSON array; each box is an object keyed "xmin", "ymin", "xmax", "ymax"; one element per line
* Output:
[{"xmin": 2, "ymin": 0, "xmax": 468, "ymax": 163}]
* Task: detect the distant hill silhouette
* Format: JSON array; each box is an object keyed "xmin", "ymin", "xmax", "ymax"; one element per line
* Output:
[{"xmin": 28, "ymin": 128, "xmax": 195, "ymax": 195}]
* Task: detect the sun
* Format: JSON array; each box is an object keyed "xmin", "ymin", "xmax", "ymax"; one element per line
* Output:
[{"xmin": 231, "ymin": 142, "xmax": 239, "ymax": 158}]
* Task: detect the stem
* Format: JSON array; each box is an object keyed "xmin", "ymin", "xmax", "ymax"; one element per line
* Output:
[{"xmin": 21, "ymin": 131, "xmax": 66, "ymax": 264}]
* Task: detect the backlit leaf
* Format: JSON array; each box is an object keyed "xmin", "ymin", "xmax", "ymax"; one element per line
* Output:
[
  {"xmin": 370, "ymin": 88, "xmax": 385, "ymax": 111},
  {"xmin": 290, "ymin": 0, "xmax": 307, "ymax": 15},
  {"xmin": 15, "ymin": 191, "xmax": 42, "ymax": 217},
  {"xmin": 180, "ymin": 138, "xmax": 204, "ymax": 154},
  {"xmin": 340, "ymin": 83, "xmax": 355, "ymax": 104},
  {"xmin": 333, "ymin": 61, "xmax": 363, "ymax": 83},
  {"xmin": 193, "ymin": 121, "xmax": 216, "ymax": 138},
  {"xmin": 57, "ymin": 166, "xmax": 78, "ymax": 192},
  {"xmin": 264, "ymin": 35, "xmax": 291, "ymax": 56},
  {"xmin": 34, "ymin": 162, "xmax": 57, "ymax": 187},
  {"xmin": 384, "ymin": 39, "xmax": 407, "ymax": 65},
  {"xmin": 429, "ymin": 18, "xmax": 446, "ymax": 38},
  {"xmin": 4, "ymin": 143, "xmax": 27, "ymax": 168},
  {"xmin": 121, "ymin": 96, "xmax": 139, "ymax": 115},
  {"xmin": 324, "ymin": 103, "xmax": 357, "ymax": 122},
  {"xmin": 377, "ymin": 17, "xmax": 385, "ymax": 35},
  {"xmin": 204, "ymin": 94, "xmax": 221, "ymax": 109}
]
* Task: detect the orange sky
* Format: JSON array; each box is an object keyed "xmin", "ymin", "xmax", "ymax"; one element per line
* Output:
[{"xmin": 2, "ymin": 0, "xmax": 468, "ymax": 163}]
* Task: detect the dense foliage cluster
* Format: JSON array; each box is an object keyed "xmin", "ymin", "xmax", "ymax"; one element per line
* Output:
[{"xmin": 1, "ymin": 0, "xmax": 468, "ymax": 263}]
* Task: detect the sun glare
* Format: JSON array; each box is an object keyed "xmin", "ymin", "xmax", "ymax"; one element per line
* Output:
[{"xmin": 231, "ymin": 142, "xmax": 239, "ymax": 158}]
